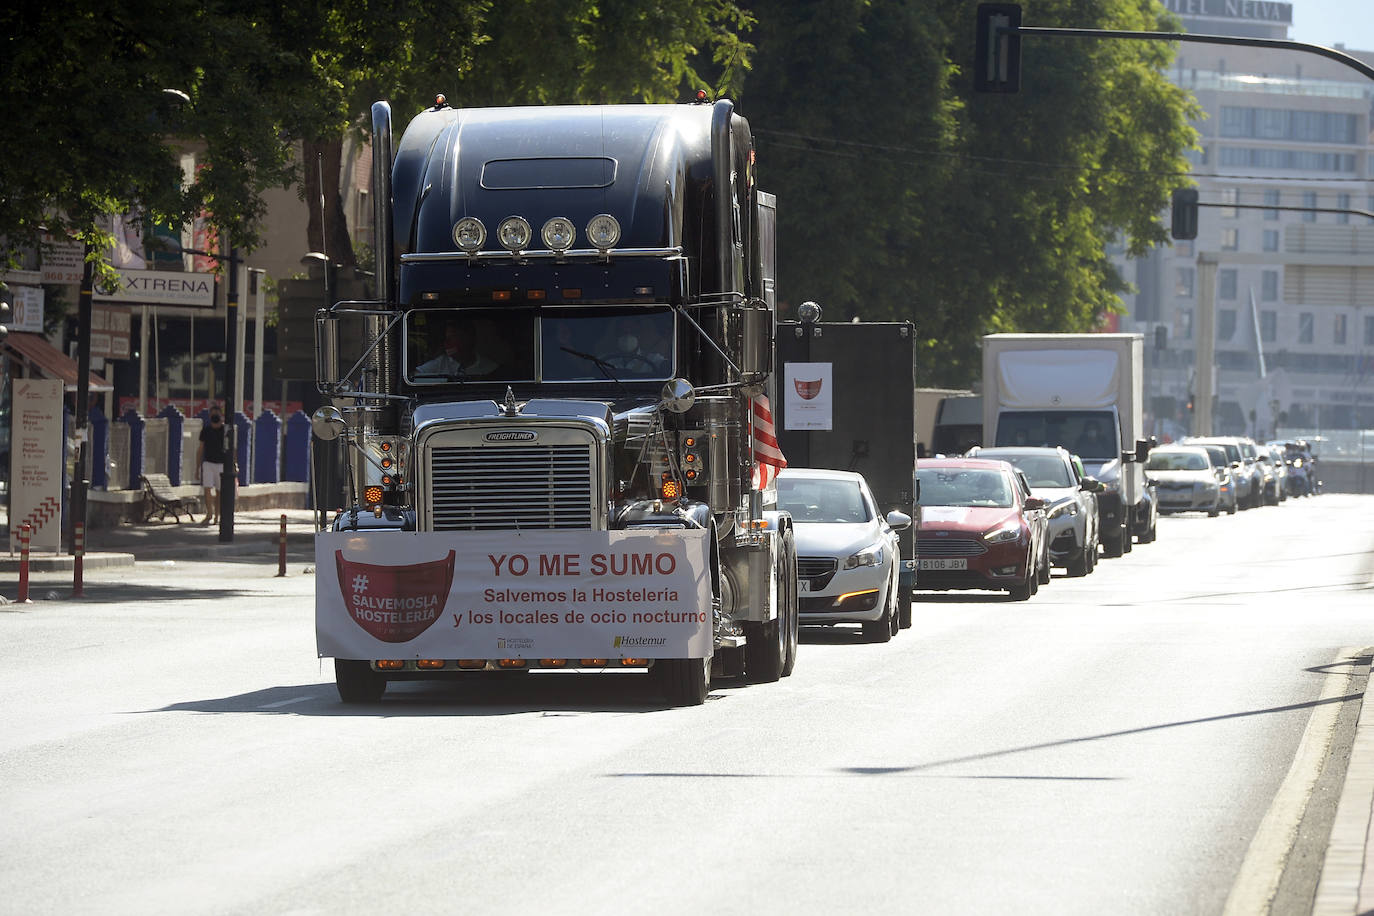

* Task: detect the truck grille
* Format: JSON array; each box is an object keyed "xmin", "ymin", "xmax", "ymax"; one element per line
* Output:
[{"xmin": 428, "ymin": 444, "xmax": 594, "ymax": 530}]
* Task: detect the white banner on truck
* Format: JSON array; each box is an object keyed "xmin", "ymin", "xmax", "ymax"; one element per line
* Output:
[{"xmin": 316, "ymin": 529, "xmax": 713, "ymax": 660}]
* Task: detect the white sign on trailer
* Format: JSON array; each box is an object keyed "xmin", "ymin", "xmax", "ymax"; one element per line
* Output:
[{"xmin": 316, "ymin": 529, "xmax": 713, "ymax": 660}]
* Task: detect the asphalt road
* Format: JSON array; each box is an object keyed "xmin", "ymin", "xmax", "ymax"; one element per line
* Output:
[{"xmin": 3, "ymin": 495, "xmax": 1373, "ymax": 914}]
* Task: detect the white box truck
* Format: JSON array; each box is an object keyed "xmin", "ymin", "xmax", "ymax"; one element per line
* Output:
[{"xmin": 982, "ymin": 333, "xmax": 1157, "ymax": 556}]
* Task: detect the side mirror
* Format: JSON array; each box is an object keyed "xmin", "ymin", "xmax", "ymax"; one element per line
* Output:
[
  {"xmin": 311, "ymin": 405, "xmax": 346, "ymax": 441},
  {"xmin": 886, "ymin": 510, "xmax": 912, "ymax": 531},
  {"xmin": 1023, "ymin": 496, "xmax": 1045, "ymax": 511},
  {"xmin": 316, "ymin": 309, "xmax": 340, "ymax": 388},
  {"xmin": 1081, "ymin": 477, "xmax": 1105, "ymax": 493},
  {"xmin": 660, "ymin": 378, "xmax": 696, "ymax": 414}
]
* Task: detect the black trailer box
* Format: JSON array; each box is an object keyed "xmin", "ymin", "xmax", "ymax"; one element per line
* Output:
[{"xmin": 775, "ymin": 320, "xmax": 917, "ymax": 591}]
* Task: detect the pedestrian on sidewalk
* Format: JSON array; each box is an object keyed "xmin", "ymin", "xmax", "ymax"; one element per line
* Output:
[{"xmin": 197, "ymin": 411, "xmax": 226, "ymax": 525}]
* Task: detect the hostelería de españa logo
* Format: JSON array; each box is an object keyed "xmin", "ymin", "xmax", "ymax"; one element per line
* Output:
[{"xmin": 334, "ymin": 549, "xmax": 455, "ymax": 643}]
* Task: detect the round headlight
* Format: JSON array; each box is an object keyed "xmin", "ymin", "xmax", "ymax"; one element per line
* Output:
[
  {"xmin": 452, "ymin": 217, "xmax": 486, "ymax": 252},
  {"xmin": 496, "ymin": 216, "xmax": 532, "ymax": 252},
  {"xmin": 541, "ymin": 217, "xmax": 576, "ymax": 252},
  {"xmin": 586, "ymin": 214, "xmax": 621, "ymax": 250}
]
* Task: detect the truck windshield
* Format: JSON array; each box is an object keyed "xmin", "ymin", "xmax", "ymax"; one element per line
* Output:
[
  {"xmin": 995, "ymin": 410, "xmax": 1119, "ymax": 461},
  {"xmin": 406, "ymin": 309, "xmax": 536, "ymax": 384},
  {"xmin": 541, "ymin": 307, "xmax": 674, "ymax": 382}
]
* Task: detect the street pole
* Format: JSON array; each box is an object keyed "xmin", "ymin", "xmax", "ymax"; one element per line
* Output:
[
  {"xmin": 219, "ymin": 245, "xmax": 239, "ymax": 542},
  {"xmin": 251, "ymin": 268, "xmax": 265, "ymax": 419},
  {"xmin": 70, "ymin": 244, "xmax": 94, "ymax": 556},
  {"xmin": 1195, "ymin": 253, "xmax": 1217, "ymax": 438}
]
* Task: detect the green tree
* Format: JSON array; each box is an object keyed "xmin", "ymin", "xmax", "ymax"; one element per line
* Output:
[{"xmin": 739, "ymin": 0, "xmax": 1197, "ymax": 385}]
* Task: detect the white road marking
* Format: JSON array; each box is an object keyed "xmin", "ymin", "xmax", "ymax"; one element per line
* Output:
[
  {"xmin": 1223, "ymin": 646, "xmax": 1365, "ymax": 916},
  {"xmin": 258, "ymin": 695, "xmax": 317, "ymax": 709}
]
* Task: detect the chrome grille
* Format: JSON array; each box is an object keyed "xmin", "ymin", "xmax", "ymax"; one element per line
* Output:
[
  {"xmin": 428, "ymin": 444, "xmax": 593, "ymax": 530},
  {"xmin": 916, "ymin": 537, "xmax": 987, "ymax": 558}
]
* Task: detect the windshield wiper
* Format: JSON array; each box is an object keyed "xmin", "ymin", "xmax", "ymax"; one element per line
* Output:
[
  {"xmin": 411, "ymin": 371, "xmax": 468, "ymax": 383},
  {"xmin": 560, "ymin": 346, "xmax": 629, "ymax": 398}
]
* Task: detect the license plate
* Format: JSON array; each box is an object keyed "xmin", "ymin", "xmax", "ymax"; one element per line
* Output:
[
  {"xmin": 799, "ymin": 579, "xmax": 812, "ymax": 592},
  {"xmin": 919, "ymin": 558, "xmax": 967, "ymax": 570}
]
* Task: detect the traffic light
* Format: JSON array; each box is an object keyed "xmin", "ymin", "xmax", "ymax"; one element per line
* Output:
[
  {"xmin": 0, "ymin": 282, "xmax": 11, "ymax": 344},
  {"xmin": 975, "ymin": 4, "xmax": 1023, "ymax": 93},
  {"xmin": 1171, "ymin": 188, "xmax": 1199, "ymax": 240}
]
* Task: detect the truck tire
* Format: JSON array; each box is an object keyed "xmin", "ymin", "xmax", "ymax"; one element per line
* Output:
[
  {"xmin": 335, "ymin": 659, "xmax": 386, "ymax": 703},
  {"xmin": 1103, "ymin": 527, "xmax": 1125, "ymax": 558},
  {"xmin": 656, "ymin": 656, "xmax": 711, "ymax": 706},
  {"xmin": 746, "ymin": 533, "xmax": 792, "ymax": 683},
  {"xmin": 781, "ymin": 529, "xmax": 800, "ymax": 677}
]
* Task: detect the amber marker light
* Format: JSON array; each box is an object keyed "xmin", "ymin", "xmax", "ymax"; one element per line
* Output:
[
  {"xmin": 457, "ymin": 659, "xmax": 486, "ymax": 669},
  {"xmin": 837, "ymin": 589, "xmax": 879, "ymax": 603},
  {"xmin": 661, "ymin": 480, "xmax": 681, "ymax": 499},
  {"xmin": 377, "ymin": 660, "xmax": 405, "ymax": 670},
  {"xmin": 416, "ymin": 659, "xmax": 446, "ymax": 669},
  {"xmin": 497, "ymin": 658, "xmax": 526, "ymax": 668},
  {"xmin": 527, "ymin": 289, "xmax": 546, "ymax": 300},
  {"xmin": 620, "ymin": 658, "xmax": 649, "ymax": 666},
  {"xmin": 562, "ymin": 288, "xmax": 582, "ymax": 298},
  {"xmin": 581, "ymin": 659, "xmax": 608, "ymax": 666},
  {"xmin": 364, "ymin": 486, "xmax": 384, "ymax": 504},
  {"xmin": 492, "ymin": 290, "xmax": 512, "ymax": 301},
  {"xmin": 540, "ymin": 658, "xmax": 568, "ymax": 668}
]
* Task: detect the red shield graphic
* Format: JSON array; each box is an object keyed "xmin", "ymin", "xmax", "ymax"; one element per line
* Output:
[
  {"xmin": 794, "ymin": 378, "xmax": 823, "ymax": 400},
  {"xmin": 335, "ymin": 549, "xmax": 455, "ymax": 643}
]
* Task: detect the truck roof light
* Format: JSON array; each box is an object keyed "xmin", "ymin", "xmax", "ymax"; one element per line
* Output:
[
  {"xmin": 586, "ymin": 214, "xmax": 621, "ymax": 250},
  {"xmin": 620, "ymin": 658, "xmax": 649, "ymax": 666},
  {"xmin": 497, "ymin": 658, "xmax": 527, "ymax": 668},
  {"xmin": 581, "ymin": 659, "xmax": 609, "ymax": 666},
  {"xmin": 492, "ymin": 290, "xmax": 512, "ymax": 301},
  {"xmin": 497, "ymin": 216, "xmax": 532, "ymax": 252},
  {"xmin": 377, "ymin": 659, "xmax": 405, "ymax": 670},
  {"xmin": 526, "ymin": 289, "xmax": 546, "ymax": 300},
  {"xmin": 561, "ymin": 288, "xmax": 582, "ymax": 299},
  {"xmin": 416, "ymin": 659, "xmax": 446, "ymax": 669},
  {"xmin": 541, "ymin": 217, "xmax": 576, "ymax": 252},
  {"xmin": 453, "ymin": 217, "xmax": 485, "ymax": 252},
  {"xmin": 540, "ymin": 658, "xmax": 568, "ymax": 667},
  {"xmin": 457, "ymin": 659, "xmax": 486, "ymax": 669}
]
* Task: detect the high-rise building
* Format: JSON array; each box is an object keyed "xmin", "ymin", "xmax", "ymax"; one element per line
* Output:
[{"xmin": 1115, "ymin": 0, "xmax": 1374, "ymax": 440}]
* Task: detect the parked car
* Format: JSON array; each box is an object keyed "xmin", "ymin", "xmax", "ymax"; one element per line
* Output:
[
  {"xmin": 966, "ymin": 446, "xmax": 1100, "ymax": 577},
  {"xmin": 1144, "ymin": 446, "xmax": 1224, "ymax": 516},
  {"xmin": 914, "ymin": 457, "xmax": 1047, "ymax": 601},
  {"xmin": 776, "ymin": 468, "xmax": 911, "ymax": 642},
  {"xmin": 1195, "ymin": 443, "xmax": 1239, "ymax": 514},
  {"xmin": 1184, "ymin": 436, "xmax": 1260, "ymax": 508}
]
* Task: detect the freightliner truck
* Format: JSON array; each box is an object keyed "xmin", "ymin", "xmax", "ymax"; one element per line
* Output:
[
  {"xmin": 310, "ymin": 94, "xmax": 799, "ymax": 706},
  {"xmin": 775, "ymin": 314, "xmax": 918, "ymax": 627},
  {"xmin": 982, "ymin": 333, "xmax": 1157, "ymax": 557}
]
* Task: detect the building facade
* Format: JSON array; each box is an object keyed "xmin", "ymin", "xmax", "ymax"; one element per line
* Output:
[{"xmin": 1116, "ymin": 1, "xmax": 1374, "ymax": 442}]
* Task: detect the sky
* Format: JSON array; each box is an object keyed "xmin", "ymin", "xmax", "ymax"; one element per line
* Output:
[{"xmin": 1287, "ymin": 0, "xmax": 1374, "ymax": 54}]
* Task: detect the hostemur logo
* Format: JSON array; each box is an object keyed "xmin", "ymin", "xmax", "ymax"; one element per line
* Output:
[{"xmin": 614, "ymin": 635, "xmax": 667, "ymax": 648}]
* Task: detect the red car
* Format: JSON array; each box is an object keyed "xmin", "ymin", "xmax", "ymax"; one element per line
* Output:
[{"xmin": 915, "ymin": 457, "xmax": 1048, "ymax": 600}]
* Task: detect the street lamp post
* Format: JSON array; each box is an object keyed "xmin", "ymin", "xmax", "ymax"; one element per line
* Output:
[
  {"xmin": 219, "ymin": 245, "xmax": 239, "ymax": 542},
  {"xmin": 70, "ymin": 244, "xmax": 95, "ymax": 556}
]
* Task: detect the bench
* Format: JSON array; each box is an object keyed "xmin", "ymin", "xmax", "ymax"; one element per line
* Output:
[{"xmin": 140, "ymin": 473, "xmax": 192, "ymax": 523}]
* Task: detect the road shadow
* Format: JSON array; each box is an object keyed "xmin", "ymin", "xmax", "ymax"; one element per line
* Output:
[
  {"xmin": 602, "ymin": 689, "xmax": 1365, "ymax": 779},
  {"xmin": 0, "ymin": 583, "xmax": 259, "ymax": 604},
  {"xmin": 147, "ymin": 670, "xmax": 751, "ymax": 718}
]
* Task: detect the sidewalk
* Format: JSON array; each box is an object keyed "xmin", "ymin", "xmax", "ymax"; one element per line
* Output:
[{"xmin": 0, "ymin": 508, "xmax": 324, "ymax": 571}]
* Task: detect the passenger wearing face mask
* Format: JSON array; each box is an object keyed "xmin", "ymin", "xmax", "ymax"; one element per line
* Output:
[{"xmin": 604, "ymin": 316, "xmax": 669, "ymax": 375}]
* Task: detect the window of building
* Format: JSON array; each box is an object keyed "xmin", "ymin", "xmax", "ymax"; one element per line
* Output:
[
  {"xmin": 1176, "ymin": 267, "xmax": 1195, "ymax": 297},
  {"xmin": 1334, "ymin": 313, "xmax": 1348, "ymax": 345},
  {"xmin": 1218, "ymin": 309, "xmax": 1237, "ymax": 341},
  {"xmin": 1365, "ymin": 314, "xmax": 1374, "ymax": 346},
  {"xmin": 1219, "ymin": 268, "xmax": 1237, "ymax": 300},
  {"xmin": 1263, "ymin": 229, "xmax": 1280, "ymax": 252},
  {"xmin": 1218, "ymin": 148, "xmax": 1356, "ymax": 174},
  {"xmin": 1338, "ymin": 193, "xmax": 1351, "ymax": 224},
  {"xmin": 1299, "ymin": 312, "xmax": 1314, "ymax": 343},
  {"xmin": 1261, "ymin": 311, "xmax": 1277, "ymax": 343},
  {"xmin": 1174, "ymin": 240, "xmax": 1194, "ymax": 258},
  {"xmin": 1263, "ymin": 189, "xmax": 1280, "ymax": 220},
  {"xmin": 1261, "ymin": 270, "xmax": 1278, "ymax": 301},
  {"xmin": 1221, "ymin": 227, "xmax": 1239, "ymax": 250},
  {"xmin": 1180, "ymin": 308, "xmax": 1193, "ymax": 341},
  {"xmin": 1221, "ymin": 187, "xmax": 1238, "ymax": 218},
  {"xmin": 1303, "ymin": 191, "xmax": 1317, "ymax": 222}
]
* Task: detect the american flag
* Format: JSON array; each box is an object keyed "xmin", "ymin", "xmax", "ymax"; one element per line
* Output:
[{"xmin": 751, "ymin": 394, "xmax": 787, "ymax": 490}]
